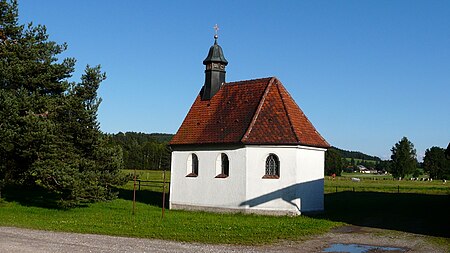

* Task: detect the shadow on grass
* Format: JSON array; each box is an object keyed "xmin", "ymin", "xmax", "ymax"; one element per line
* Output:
[
  {"xmin": 318, "ymin": 191, "xmax": 450, "ymax": 238},
  {"xmin": 116, "ymin": 188, "xmax": 169, "ymax": 208},
  {"xmin": 1, "ymin": 184, "xmax": 168, "ymax": 209},
  {"xmin": 1, "ymin": 185, "xmax": 64, "ymax": 209}
]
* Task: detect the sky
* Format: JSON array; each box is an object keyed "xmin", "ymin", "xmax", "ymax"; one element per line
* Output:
[{"xmin": 18, "ymin": 0, "xmax": 449, "ymax": 160}]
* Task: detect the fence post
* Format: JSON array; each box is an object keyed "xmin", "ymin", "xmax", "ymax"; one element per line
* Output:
[
  {"xmin": 353, "ymin": 187, "xmax": 355, "ymax": 192},
  {"xmin": 162, "ymin": 169, "xmax": 167, "ymax": 219},
  {"xmin": 398, "ymin": 185, "xmax": 400, "ymax": 193},
  {"xmin": 138, "ymin": 180, "xmax": 141, "ymax": 191},
  {"xmin": 335, "ymin": 186, "xmax": 338, "ymax": 193},
  {"xmin": 133, "ymin": 169, "xmax": 136, "ymax": 215}
]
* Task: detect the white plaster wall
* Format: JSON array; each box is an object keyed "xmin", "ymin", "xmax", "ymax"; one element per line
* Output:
[
  {"xmin": 296, "ymin": 146, "xmax": 325, "ymax": 212},
  {"xmin": 170, "ymin": 145, "xmax": 325, "ymax": 215},
  {"xmin": 170, "ymin": 148, "xmax": 247, "ymax": 210},
  {"xmin": 243, "ymin": 146, "xmax": 301, "ymax": 214}
]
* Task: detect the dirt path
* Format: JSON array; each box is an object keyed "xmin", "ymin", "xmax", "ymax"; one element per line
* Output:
[
  {"xmin": 0, "ymin": 226, "xmax": 447, "ymax": 252},
  {"xmin": 270, "ymin": 226, "xmax": 447, "ymax": 253}
]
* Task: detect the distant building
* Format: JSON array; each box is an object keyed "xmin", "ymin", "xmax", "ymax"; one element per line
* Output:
[
  {"xmin": 357, "ymin": 165, "xmax": 377, "ymax": 174},
  {"xmin": 169, "ymin": 34, "xmax": 329, "ymax": 215}
]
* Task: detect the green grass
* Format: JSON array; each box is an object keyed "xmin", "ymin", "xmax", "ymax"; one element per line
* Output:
[
  {"xmin": 323, "ymin": 191, "xmax": 450, "ymax": 237},
  {"xmin": 1, "ymin": 170, "xmax": 449, "ymax": 245},
  {"xmin": 0, "ymin": 170, "xmax": 339, "ymax": 245},
  {"xmin": 344, "ymin": 158, "xmax": 377, "ymax": 164},
  {"xmin": 323, "ymin": 174, "xmax": 450, "ymax": 245},
  {"xmin": 123, "ymin": 169, "xmax": 169, "ymax": 181},
  {"xmin": 0, "ymin": 192, "xmax": 338, "ymax": 245},
  {"xmin": 325, "ymin": 174, "xmax": 450, "ymax": 195},
  {"xmin": 341, "ymin": 172, "xmax": 393, "ymax": 179}
]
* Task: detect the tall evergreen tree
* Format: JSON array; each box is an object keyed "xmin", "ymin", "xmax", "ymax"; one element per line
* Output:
[
  {"xmin": 390, "ymin": 137, "xmax": 417, "ymax": 179},
  {"xmin": 446, "ymin": 143, "xmax": 450, "ymax": 159},
  {"xmin": 423, "ymin": 146, "xmax": 450, "ymax": 180},
  {"xmin": 0, "ymin": 0, "xmax": 126, "ymax": 206},
  {"xmin": 325, "ymin": 148, "xmax": 344, "ymax": 176}
]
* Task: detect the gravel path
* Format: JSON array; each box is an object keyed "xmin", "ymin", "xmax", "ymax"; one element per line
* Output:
[{"xmin": 0, "ymin": 226, "xmax": 446, "ymax": 253}]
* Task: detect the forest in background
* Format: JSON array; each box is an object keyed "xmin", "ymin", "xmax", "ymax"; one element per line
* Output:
[
  {"xmin": 110, "ymin": 132, "xmax": 449, "ymax": 180},
  {"xmin": 109, "ymin": 132, "xmax": 172, "ymax": 170},
  {"xmin": 111, "ymin": 132, "xmax": 387, "ymax": 171},
  {"xmin": 330, "ymin": 146, "xmax": 381, "ymax": 161}
]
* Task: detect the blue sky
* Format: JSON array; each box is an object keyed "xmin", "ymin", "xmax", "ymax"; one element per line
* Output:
[{"xmin": 19, "ymin": 0, "xmax": 449, "ymax": 160}]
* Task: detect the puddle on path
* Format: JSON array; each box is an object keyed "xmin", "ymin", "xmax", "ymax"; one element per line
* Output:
[{"xmin": 322, "ymin": 243, "xmax": 406, "ymax": 253}]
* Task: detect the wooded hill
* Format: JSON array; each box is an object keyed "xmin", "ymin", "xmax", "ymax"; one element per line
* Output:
[
  {"xmin": 330, "ymin": 146, "xmax": 381, "ymax": 162},
  {"xmin": 109, "ymin": 132, "xmax": 381, "ymax": 170}
]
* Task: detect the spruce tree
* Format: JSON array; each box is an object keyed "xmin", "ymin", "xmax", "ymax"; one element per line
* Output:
[
  {"xmin": 423, "ymin": 146, "xmax": 450, "ymax": 180},
  {"xmin": 0, "ymin": 0, "xmax": 126, "ymax": 206},
  {"xmin": 390, "ymin": 137, "xmax": 417, "ymax": 179},
  {"xmin": 325, "ymin": 148, "xmax": 343, "ymax": 176}
]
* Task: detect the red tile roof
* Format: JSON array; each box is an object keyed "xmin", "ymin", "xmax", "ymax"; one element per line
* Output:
[{"xmin": 170, "ymin": 77, "xmax": 329, "ymax": 148}]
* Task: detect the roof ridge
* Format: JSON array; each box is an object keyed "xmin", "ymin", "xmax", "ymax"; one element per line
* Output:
[
  {"xmin": 276, "ymin": 79, "xmax": 301, "ymax": 143},
  {"xmin": 241, "ymin": 77, "xmax": 276, "ymax": 142},
  {"xmin": 225, "ymin": 77, "xmax": 274, "ymax": 85},
  {"xmin": 278, "ymin": 84, "xmax": 331, "ymax": 148}
]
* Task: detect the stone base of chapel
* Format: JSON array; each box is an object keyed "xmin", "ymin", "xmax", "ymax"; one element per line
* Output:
[{"xmin": 169, "ymin": 203, "xmax": 318, "ymax": 216}]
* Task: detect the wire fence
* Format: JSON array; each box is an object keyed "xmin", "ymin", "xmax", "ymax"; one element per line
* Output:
[
  {"xmin": 324, "ymin": 184, "xmax": 450, "ymax": 195},
  {"xmin": 133, "ymin": 179, "xmax": 169, "ymax": 192},
  {"xmin": 129, "ymin": 177, "xmax": 449, "ymax": 196}
]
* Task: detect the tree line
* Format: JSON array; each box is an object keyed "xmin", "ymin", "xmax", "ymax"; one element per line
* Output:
[
  {"xmin": 109, "ymin": 132, "xmax": 172, "ymax": 170},
  {"xmin": 326, "ymin": 137, "xmax": 450, "ymax": 180},
  {"xmin": 331, "ymin": 146, "xmax": 381, "ymax": 161}
]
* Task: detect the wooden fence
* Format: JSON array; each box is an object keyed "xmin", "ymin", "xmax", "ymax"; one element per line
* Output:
[{"xmin": 134, "ymin": 179, "xmax": 169, "ymax": 192}]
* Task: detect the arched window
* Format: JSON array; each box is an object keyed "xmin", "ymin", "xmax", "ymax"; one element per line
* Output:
[
  {"xmin": 192, "ymin": 154, "xmax": 198, "ymax": 175},
  {"xmin": 186, "ymin": 153, "xmax": 198, "ymax": 177},
  {"xmin": 221, "ymin": 153, "xmax": 229, "ymax": 176},
  {"xmin": 215, "ymin": 153, "xmax": 229, "ymax": 178},
  {"xmin": 264, "ymin": 154, "xmax": 280, "ymax": 178}
]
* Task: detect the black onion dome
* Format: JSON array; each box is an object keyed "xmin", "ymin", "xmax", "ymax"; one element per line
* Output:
[{"xmin": 203, "ymin": 38, "xmax": 228, "ymax": 65}]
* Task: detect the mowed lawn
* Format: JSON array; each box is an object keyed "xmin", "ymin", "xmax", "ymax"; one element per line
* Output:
[
  {"xmin": 0, "ymin": 170, "xmax": 338, "ymax": 245},
  {"xmin": 325, "ymin": 173, "xmax": 450, "ymax": 195},
  {"xmin": 0, "ymin": 170, "xmax": 449, "ymax": 245},
  {"xmin": 0, "ymin": 198, "xmax": 337, "ymax": 245}
]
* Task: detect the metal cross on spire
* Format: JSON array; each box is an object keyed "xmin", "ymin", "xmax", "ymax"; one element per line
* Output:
[{"xmin": 213, "ymin": 24, "xmax": 219, "ymax": 40}]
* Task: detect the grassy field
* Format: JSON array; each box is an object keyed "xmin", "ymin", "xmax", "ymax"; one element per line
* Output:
[
  {"xmin": 326, "ymin": 180, "xmax": 449, "ymax": 195},
  {"xmin": 344, "ymin": 158, "xmax": 378, "ymax": 164},
  {"xmin": 0, "ymin": 197, "xmax": 338, "ymax": 245},
  {"xmin": 341, "ymin": 172, "xmax": 393, "ymax": 179},
  {"xmin": 0, "ymin": 170, "xmax": 339, "ymax": 245},
  {"xmin": 326, "ymin": 173, "xmax": 450, "ymax": 195},
  {"xmin": 124, "ymin": 169, "xmax": 168, "ymax": 181},
  {"xmin": 0, "ymin": 170, "xmax": 449, "ymax": 245},
  {"xmin": 124, "ymin": 169, "xmax": 169, "ymax": 192}
]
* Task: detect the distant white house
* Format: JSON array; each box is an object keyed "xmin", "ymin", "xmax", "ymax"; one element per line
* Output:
[
  {"xmin": 169, "ymin": 35, "xmax": 329, "ymax": 215},
  {"xmin": 357, "ymin": 165, "xmax": 377, "ymax": 174}
]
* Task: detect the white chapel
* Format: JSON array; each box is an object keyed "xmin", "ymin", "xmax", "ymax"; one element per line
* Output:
[{"xmin": 169, "ymin": 33, "xmax": 329, "ymax": 215}]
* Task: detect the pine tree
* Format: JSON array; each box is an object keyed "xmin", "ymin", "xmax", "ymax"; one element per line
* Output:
[
  {"xmin": 0, "ymin": 0, "xmax": 126, "ymax": 206},
  {"xmin": 325, "ymin": 148, "xmax": 343, "ymax": 176},
  {"xmin": 390, "ymin": 137, "xmax": 417, "ymax": 179},
  {"xmin": 423, "ymin": 146, "xmax": 450, "ymax": 180}
]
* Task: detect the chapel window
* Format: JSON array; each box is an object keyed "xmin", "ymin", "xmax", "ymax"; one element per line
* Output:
[
  {"xmin": 186, "ymin": 153, "xmax": 198, "ymax": 177},
  {"xmin": 264, "ymin": 154, "xmax": 280, "ymax": 179},
  {"xmin": 215, "ymin": 153, "xmax": 229, "ymax": 178}
]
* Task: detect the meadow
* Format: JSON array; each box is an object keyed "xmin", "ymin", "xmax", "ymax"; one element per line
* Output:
[
  {"xmin": 325, "ymin": 172, "xmax": 450, "ymax": 195},
  {"xmin": 0, "ymin": 169, "xmax": 339, "ymax": 245},
  {"xmin": 0, "ymin": 170, "xmax": 449, "ymax": 245}
]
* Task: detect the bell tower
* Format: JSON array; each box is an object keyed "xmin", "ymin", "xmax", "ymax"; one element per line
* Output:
[{"xmin": 202, "ymin": 25, "xmax": 228, "ymax": 100}]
